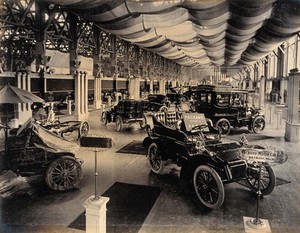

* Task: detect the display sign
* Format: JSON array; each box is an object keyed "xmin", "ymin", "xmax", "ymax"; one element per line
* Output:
[
  {"xmin": 182, "ymin": 113, "xmax": 207, "ymax": 132},
  {"xmin": 239, "ymin": 148, "xmax": 287, "ymax": 165}
]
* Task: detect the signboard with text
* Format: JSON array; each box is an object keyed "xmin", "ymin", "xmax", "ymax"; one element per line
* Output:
[
  {"xmin": 182, "ymin": 113, "xmax": 207, "ymax": 132},
  {"xmin": 238, "ymin": 148, "xmax": 287, "ymax": 165}
]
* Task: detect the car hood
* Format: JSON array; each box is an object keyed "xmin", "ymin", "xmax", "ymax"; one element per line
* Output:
[{"xmin": 205, "ymin": 142, "xmax": 242, "ymax": 161}]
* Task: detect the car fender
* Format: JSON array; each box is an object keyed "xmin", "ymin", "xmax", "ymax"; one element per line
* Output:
[
  {"xmin": 180, "ymin": 154, "xmax": 217, "ymax": 181},
  {"xmin": 142, "ymin": 136, "xmax": 156, "ymax": 150}
]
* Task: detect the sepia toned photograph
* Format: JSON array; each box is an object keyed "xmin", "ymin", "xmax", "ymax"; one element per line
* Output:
[{"xmin": 0, "ymin": 0, "xmax": 299, "ymax": 232}]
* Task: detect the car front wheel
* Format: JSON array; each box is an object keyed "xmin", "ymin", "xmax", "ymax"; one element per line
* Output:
[
  {"xmin": 115, "ymin": 115, "xmax": 123, "ymax": 132},
  {"xmin": 252, "ymin": 116, "xmax": 265, "ymax": 133},
  {"xmin": 193, "ymin": 165, "xmax": 225, "ymax": 209},
  {"xmin": 246, "ymin": 164, "xmax": 276, "ymax": 195},
  {"xmin": 101, "ymin": 111, "xmax": 108, "ymax": 125},
  {"xmin": 148, "ymin": 143, "xmax": 165, "ymax": 174},
  {"xmin": 45, "ymin": 156, "xmax": 83, "ymax": 191}
]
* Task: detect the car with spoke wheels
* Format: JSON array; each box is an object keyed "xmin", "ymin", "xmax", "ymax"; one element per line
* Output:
[
  {"xmin": 190, "ymin": 85, "xmax": 265, "ymax": 136},
  {"xmin": 101, "ymin": 99, "xmax": 149, "ymax": 131},
  {"xmin": 0, "ymin": 119, "xmax": 83, "ymax": 191},
  {"xmin": 143, "ymin": 112, "xmax": 280, "ymax": 209}
]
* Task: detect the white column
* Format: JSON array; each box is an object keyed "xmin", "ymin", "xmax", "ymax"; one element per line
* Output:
[
  {"xmin": 94, "ymin": 77, "xmax": 102, "ymax": 109},
  {"xmin": 159, "ymin": 79, "xmax": 165, "ymax": 94},
  {"xmin": 74, "ymin": 71, "xmax": 89, "ymax": 121},
  {"xmin": 265, "ymin": 79, "xmax": 272, "ymax": 100},
  {"xmin": 149, "ymin": 79, "xmax": 154, "ymax": 94},
  {"xmin": 15, "ymin": 72, "xmax": 32, "ymax": 126},
  {"xmin": 134, "ymin": 77, "xmax": 140, "ymax": 100},
  {"xmin": 242, "ymin": 78, "xmax": 247, "ymax": 89},
  {"xmin": 284, "ymin": 69, "xmax": 300, "ymax": 142},
  {"xmin": 129, "ymin": 77, "xmax": 135, "ymax": 99},
  {"xmin": 259, "ymin": 76, "xmax": 265, "ymax": 108},
  {"xmin": 248, "ymin": 79, "xmax": 253, "ymax": 90},
  {"xmin": 83, "ymin": 196, "xmax": 110, "ymax": 233},
  {"xmin": 279, "ymin": 77, "xmax": 285, "ymax": 105}
]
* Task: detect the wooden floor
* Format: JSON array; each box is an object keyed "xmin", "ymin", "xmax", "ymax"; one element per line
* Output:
[{"xmin": 0, "ymin": 107, "xmax": 299, "ymax": 233}]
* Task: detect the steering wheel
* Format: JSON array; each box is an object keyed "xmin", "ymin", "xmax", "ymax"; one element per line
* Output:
[{"xmin": 190, "ymin": 124, "xmax": 208, "ymax": 133}]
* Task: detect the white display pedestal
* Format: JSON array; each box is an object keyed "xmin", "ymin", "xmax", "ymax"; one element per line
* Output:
[
  {"xmin": 243, "ymin": 216, "xmax": 271, "ymax": 233},
  {"xmin": 83, "ymin": 196, "xmax": 110, "ymax": 233}
]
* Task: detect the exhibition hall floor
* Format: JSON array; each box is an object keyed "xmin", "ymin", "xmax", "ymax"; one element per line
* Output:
[{"xmin": 0, "ymin": 108, "xmax": 299, "ymax": 233}]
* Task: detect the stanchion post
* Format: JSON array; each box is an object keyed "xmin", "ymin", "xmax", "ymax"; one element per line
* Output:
[{"xmin": 80, "ymin": 136, "xmax": 114, "ymax": 233}]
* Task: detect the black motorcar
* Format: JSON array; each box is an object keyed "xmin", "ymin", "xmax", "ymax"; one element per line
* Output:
[
  {"xmin": 142, "ymin": 112, "xmax": 277, "ymax": 209},
  {"xmin": 190, "ymin": 85, "xmax": 266, "ymax": 136},
  {"xmin": 0, "ymin": 120, "xmax": 83, "ymax": 191},
  {"xmin": 147, "ymin": 94, "xmax": 170, "ymax": 112},
  {"xmin": 101, "ymin": 99, "xmax": 149, "ymax": 131}
]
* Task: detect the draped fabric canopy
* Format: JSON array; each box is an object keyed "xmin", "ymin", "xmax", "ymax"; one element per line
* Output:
[{"xmin": 45, "ymin": 0, "xmax": 300, "ymax": 70}]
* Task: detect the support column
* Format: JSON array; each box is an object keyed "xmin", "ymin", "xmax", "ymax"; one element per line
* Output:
[
  {"xmin": 128, "ymin": 76, "xmax": 140, "ymax": 100},
  {"xmin": 14, "ymin": 72, "xmax": 32, "ymax": 127},
  {"xmin": 248, "ymin": 78, "xmax": 253, "ymax": 90},
  {"xmin": 74, "ymin": 71, "xmax": 89, "ymax": 121},
  {"xmin": 285, "ymin": 69, "xmax": 300, "ymax": 142},
  {"xmin": 92, "ymin": 26, "xmax": 102, "ymax": 110},
  {"xmin": 259, "ymin": 76, "xmax": 265, "ymax": 109},
  {"xmin": 129, "ymin": 76, "xmax": 134, "ymax": 99},
  {"xmin": 134, "ymin": 77, "xmax": 141, "ymax": 100},
  {"xmin": 242, "ymin": 78, "xmax": 247, "ymax": 89},
  {"xmin": 279, "ymin": 77, "xmax": 285, "ymax": 105},
  {"xmin": 149, "ymin": 79, "xmax": 154, "ymax": 94},
  {"xmin": 159, "ymin": 79, "xmax": 165, "ymax": 95},
  {"xmin": 94, "ymin": 77, "xmax": 102, "ymax": 109}
]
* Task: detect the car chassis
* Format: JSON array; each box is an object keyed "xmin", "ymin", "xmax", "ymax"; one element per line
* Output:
[{"xmin": 142, "ymin": 112, "xmax": 281, "ymax": 209}]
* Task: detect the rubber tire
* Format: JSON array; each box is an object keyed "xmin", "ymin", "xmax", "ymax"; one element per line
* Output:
[
  {"xmin": 252, "ymin": 116, "xmax": 266, "ymax": 133},
  {"xmin": 45, "ymin": 156, "xmax": 82, "ymax": 191},
  {"xmin": 140, "ymin": 115, "xmax": 147, "ymax": 130},
  {"xmin": 115, "ymin": 115, "xmax": 123, "ymax": 132},
  {"xmin": 215, "ymin": 118, "xmax": 231, "ymax": 137},
  {"xmin": 246, "ymin": 165, "xmax": 276, "ymax": 196},
  {"xmin": 79, "ymin": 121, "xmax": 89, "ymax": 138},
  {"xmin": 148, "ymin": 143, "xmax": 165, "ymax": 174},
  {"xmin": 101, "ymin": 111, "xmax": 108, "ymax": 125},
  {"xmin": 193, "ymin": 165, "xmax": 225, "ymax": 209}
]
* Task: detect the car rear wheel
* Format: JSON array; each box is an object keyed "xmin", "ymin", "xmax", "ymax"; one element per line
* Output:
[
  {"xmin": 252, "ymin": 116, "xmax": 265, "ymax": 133},
  {"xmin": 246, "ymin": 165, "xmax": 276, "ymax": 195},
  {"xmin": 45, "ymin": 156, "xmax": 82, "ymax": 191},
  {"xmin": 193, "ymin": 165, "xmax": 225, "ymax": 209},
  {"xmin": 148, "ymin": 143, "xmax": 165, "ymax": 174},
  {"xmin": 79, "ymin": 121, "xmax": 89, "ymax": 138},
  {"xmin": 215, "ymin": 118, "xmax": 231, "ymax": 136},
  {"xmin": 101, "ymin": 111, "xmax": 108, "ymax": 125},
  {"xmin": 115, "ymin": 115, "xmax": 123, "ymax": 132}
]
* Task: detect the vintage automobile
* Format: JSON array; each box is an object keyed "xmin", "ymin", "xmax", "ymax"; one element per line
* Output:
[
  {"xmin": 101, "ymin": 99, "xmax": 149, "ymax": 131},
  {"xmin": 146, "ymin": 94, "xmax": 170, "ymax": 112},
  {"xmin": 0, "ymin": 119, "xmax": 83, "ymax": 191},
  {"xmin": 142, "ymin": 112, "xmax": 277, "ymax": 209},
  {"xmin": 42, "ymin": 120, "xmax": 90, "ymax": 140},
  {"xmin": 33, "ymin": 103, "xmax": 90, "ymax": 140},
  {"xmin": 190, "ymin": 85, "xmax": 266, "ymax": 136}
]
